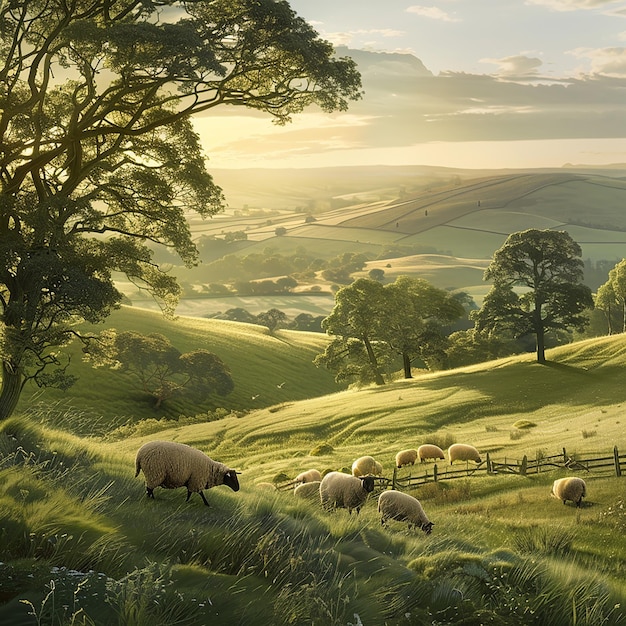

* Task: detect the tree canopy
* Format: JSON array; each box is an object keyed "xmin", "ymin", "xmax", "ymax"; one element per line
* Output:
[
  {"xmin": 472, "ymin": 229, "xmax": 594, "ymax": 363},
  {"xmin": 0, "ymin": 0, "xmax": 361, "ymax": 419}
]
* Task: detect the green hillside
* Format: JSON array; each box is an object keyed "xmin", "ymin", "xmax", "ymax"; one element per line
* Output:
[
  {"xmin": 2, "ymin": 332, "xmax": 626, "ymax": 624},
  {"xmin": 16, "ymin": 306, "xmax": 343, "ymax": 428},
  {"xmin": 136, "ymin": 168, "xmax": 626, "ymax": 319}
]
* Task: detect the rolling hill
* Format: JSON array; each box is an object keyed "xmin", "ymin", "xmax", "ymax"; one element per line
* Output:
[{"xmin": 133, "ymin": 166, "xmax": 626, "ymax": 318}]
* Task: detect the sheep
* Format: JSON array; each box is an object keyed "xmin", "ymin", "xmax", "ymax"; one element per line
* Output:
[
  {"xmin": 378, "ymin": 490, "xmax": 434, "ymax": 534},
  {"xmin": 351, "ymin": 455, "xmax": 383, "ymax": 477},
  {"xmin": 319, "ymin": 471, "xmax": 375, "ymax": 514},
  {"xmin": 395, "ymin": 449, "xmax": 418, "ymax": 468},
  {"xmin": 448, "ymin": 443, "xmax": 482, "ymax": 465},
  {"xmin": 135, "ymin": 440, "xmax": 240, "ymax": 506},
  {"xmin": 295, "ymin": 469, "xmax": 322, "ymax": 484},
  {"xmin": 417, "ymin": 444, "xmax": 445, "ymax": 463},
  {"xmin": 294, "ymin": 480, "xmax": 321, "ymax": 499},
  {"xmin": 551, "ymin": 477, "xmax": 587, "ymax": 507}
]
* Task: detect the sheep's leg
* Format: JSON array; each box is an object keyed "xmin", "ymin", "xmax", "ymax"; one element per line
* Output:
[
  {"xmin": 146, "ymin": 487, "xmax": 155, "ymax": 499},
  {"xmin": 198, "ymin": 490, "xmax": 210, "ymax": 506}
]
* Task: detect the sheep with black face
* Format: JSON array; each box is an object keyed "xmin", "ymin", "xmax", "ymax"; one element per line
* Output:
[{"xmin": 135, "ymin": 440, "xmax": 240, "ymax": 506}]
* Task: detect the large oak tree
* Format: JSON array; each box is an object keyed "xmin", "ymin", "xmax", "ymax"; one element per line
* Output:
[
  {"xmin": 0, "ymin": 0, "xmax": 361, "ymax": 419},
  {"xmin": 472, "ymin": 229, "xmax": 594, "ymax": 363}
]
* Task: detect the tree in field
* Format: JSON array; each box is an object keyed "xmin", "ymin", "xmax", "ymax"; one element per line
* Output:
[
  {"xmin": 594, "ymin": 278, "xmax": 619, "ymax": 336},
  {"xmin": 382, "ymin": 276, "xmax": 465, "ymax": 377},
  {"xmin": 472, "ymin": 229, "xmax": 594, "ymax": 363},
  {"xmin": 84, "ymin": 331, "xmax": 233, "ymax": 409},
  {"xmin": 0, "ymin": 0, "xmax": 361, "ymax": 420},
  {"xmin": 315, "ymin": 278, "xmax": 388, "ymax": 385},
  {"xmin": 607, "ymin": 259, "xmax": 626, "ymax": 333},
  {"xmin": 256, "ymin": 308, "xmax": 288, "ymax": 334}
]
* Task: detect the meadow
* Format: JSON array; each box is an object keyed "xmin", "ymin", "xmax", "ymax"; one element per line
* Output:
[{"xmin": 2, "ymin": 316, "xmax": 626, "ymax": 625}]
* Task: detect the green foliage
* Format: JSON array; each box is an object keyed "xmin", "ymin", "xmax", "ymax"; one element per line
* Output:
[
  {"xmin": 83, "ymin": 330, "xmax": 233, "ymax": 409},
  {"xmin": 473, "ymin": 229, "xmax": 594, "ymax": 363}
]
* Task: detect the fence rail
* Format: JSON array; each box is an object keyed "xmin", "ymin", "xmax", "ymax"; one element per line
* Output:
[{"xmin": 278, "ymin": 446, "xmax": 625, "ymax": 492}]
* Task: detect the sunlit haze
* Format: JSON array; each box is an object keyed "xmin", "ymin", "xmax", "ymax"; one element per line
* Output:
[{"xmin": 194, "ymin": 0, "xmax": 626, "ymax": 170}]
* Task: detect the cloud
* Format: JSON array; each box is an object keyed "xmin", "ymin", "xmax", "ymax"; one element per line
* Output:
[
  {"xmin": 569, "ymin": 46, "xmax": 626, "ymax": 76},
  {"xmin": 406, "ymin": 5, "xmax": 461, "ymax": 21},
  {"xmin": 480, "ymin": 55, "xmax": 544, "ymax": 78},
  {"xmin": 526, "ymin": 0, "xmax": 626, "ymax": 12},
  {"xmin": 320, "ymin": 28, "xmax": 406, "ymax": 48}
]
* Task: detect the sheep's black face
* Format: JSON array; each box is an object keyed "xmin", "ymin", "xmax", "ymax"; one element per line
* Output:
[
  {"xmin": 224, "ymin": 470, "xmax": 240, "ymax": 492},
  {"xmin": 422, "ymin": 522, "xmax": 434, "ymax": 535},
  {"xmin": 360, "ymin": 476, "xmax": 375, "ymax": 493}
]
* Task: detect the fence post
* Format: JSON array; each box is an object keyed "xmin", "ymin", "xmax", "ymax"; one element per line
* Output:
[
  {"xmin": 433, "ymin": 463, "xmax": 438, "ymax": 482},
  {"xmin": 486, "ymin": 452, "xmax": 492, "ymax": 474},
  {"xmin": 614, "ymin": 446, "xmax": 622, "ymax": 477},
  {"xmin": 563, "ymin": 447, "xmax": 567, "ymax": 463},
  {"xmin": 392, "ymin": 466, "xmax": 397, "ymax": 490},
  {"xmin": 520, "ymin": 455, "xmax": 527, "ymax": 476}
]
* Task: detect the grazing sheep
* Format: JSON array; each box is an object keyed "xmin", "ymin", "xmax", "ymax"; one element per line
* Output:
[
  {"xmin": 320, "ymin": 471, "xmax": 375, "ymax": 514},
  {"xmin": 295, "ymin": 469, "xmax": 322, "ymax": 484},
  {"xmin": 417, "ymin": 444, "xmax": 445, "ymax": 463},
  {"xmin": 395, "ymin": 449, "xmax": 418, "ymax": 468},
  {"xmin": 135, "ymin": 440, "xmax": 240, "ymax": 506},
  {"xmin": 294, "ymin": 481, "xmax": 321, "ymax": 499},
  {"xmin": 351, "ymin": 455, "xmax": 383, "ymax": 477},
  {"xmin": 551, "ymin": 477, "xmax": 587, "ymax": 507},
  {"xmin": 448, "ymin": 443, "xmax": 482, "ymax": 464},
  {"xmin": 378, "ymin": 490, "xmax": 434, "ymax": 534}
]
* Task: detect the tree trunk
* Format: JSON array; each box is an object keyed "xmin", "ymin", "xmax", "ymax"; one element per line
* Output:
[
  {"xmin": 0, "ymin": 360, "xmax": 24, "ymax": 421},
  {"xmin": 535, "ymin": 324, "xmax": 546, "ymax": 363},
  {"xmin": 363, "ymin": 336, "xmax": 385, "ymax": 385},
  {"xmin": 402, "ymin": 353, "xmax": 413, "ymax": 379}
]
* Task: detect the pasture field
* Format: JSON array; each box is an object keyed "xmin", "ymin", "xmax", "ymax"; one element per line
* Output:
[
  {"xmin": 15, "ymin": 307, "xmax": 343, "ymax": 426},
  {"xmin": 2, "ymin": 325, "xmax": 626, "ymax": 624}
]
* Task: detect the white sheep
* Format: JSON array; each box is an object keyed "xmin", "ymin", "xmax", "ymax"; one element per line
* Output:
[
  {"xmin": 417, "ymin": 444, "xmax": 445, "ymax": 463},
  {"xmin": 378, "ymin": 490, "xmax": 434, "ymax": 534},
  {"xmin": 135, "ymin": 440, "xmax": 240, "ymax": 506},
  {"xmin": 395, "ymin": 449, "xmax": 418, "ymax": 468},
  {"xmin": 319, "ymin": 471, "xmax": 375, "ymax": 514},
  {"xmin": 294, "ymin": 480, "xmax": 321, "ymax": 499},
  {"xmin": 295, "ymin": 469, "xmax": 322, "ymax": 483},
  {"xmin": 351, "ymin": 455, "xmax": 383, "ymax": 477},
  {"xmin": 448, "ymin": 443, "xmax": 482, "ymax": 464},
  {"xmin": 551, "ymin": 477, "xmax": 587, "ymax": 507}
]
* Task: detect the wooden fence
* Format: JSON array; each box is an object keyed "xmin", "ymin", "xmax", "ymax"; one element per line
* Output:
[{"xmin": 278, "ymin": 446, "xmax": 625, "ymax": 492}]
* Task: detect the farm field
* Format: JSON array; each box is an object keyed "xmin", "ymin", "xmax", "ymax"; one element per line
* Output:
[
  {"xmin": 2, "ymin": 323, "xmax": 626, "ymax": 624},
  {"xmin": 142, "ymin": 166, "xmax": 626, "ymax": 320}
]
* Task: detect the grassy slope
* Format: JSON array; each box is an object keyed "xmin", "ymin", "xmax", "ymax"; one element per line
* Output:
[
  {"xmin": 16, "ymin": 306, "xmax": 343, "ymax": 424},
  {"xmin": 3, "ymin": 332, "xmax": 626, "ymax": 624}
]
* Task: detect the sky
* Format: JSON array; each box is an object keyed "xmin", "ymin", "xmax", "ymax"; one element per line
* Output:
[{"xmin": 193, "ymin": 0, "xmax": 626, "ymax": 170}]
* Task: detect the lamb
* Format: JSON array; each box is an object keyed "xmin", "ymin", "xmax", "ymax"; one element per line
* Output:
[
  {"xmin": 351, "ymin": 455, "xmax": 383, "ymax": 477},
  {"xmin": 395, "ymin": 449, "xmax": 418, "ymax": 468},
  {"xmin": 319, "ymin": 471, "xmax": 375, "ymax": 514},
  {"xmin": 448, "ymin": 443, "xmax": 482, "ymax": 464},
  {"xmin": 378, "ymin": 490, "xmax": 434, "ymax": 534},
  {"xmin": 295, "ymin": 469, "xmax": 322, "ymax": 484},
  {"xmin": 551, "ymin": 477, "xmax": 587, "ymax": 507},
  {"xmin": 417, "ymin": 444, "xmax": 445, "ymax": 463},
  {"xmin": 294, "ymin": 481, "xmax": 321, "ymax": 499},
  {"xmin": 135, "ymin": 440, "xmax": 240, "ymax": 506}
]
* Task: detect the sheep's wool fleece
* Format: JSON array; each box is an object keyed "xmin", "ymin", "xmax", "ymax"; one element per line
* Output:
[
  {"xmin": 320, "ymin": 472, "xmax": 370, "ymax": 511},
  {"xmin": 294, "ymin": 481, "xmax": 321, "ymax": 499},
  {"xmin": 417, "ymin": 444, "xmax": 445, "ymax": 461},
  {"xmin": 378, "ymin": 490, "xmax": 430, "ymax": 527},
  {"xmin": 295, "ymin": 469, "xmax": 322, "ymax": 483},
  {"xmin": 352, "ymin": 456, "xmax": 381, "ymax": 476},
  {"xmin": 396, "ymin": 449, "xmax": 418, "ymax": 467},
  {"xmin": 448, "ymin": 444, "xmax": 481, "ymax": 463},
  {"xmin": 136, "ymin": 441, "xmax": 228, "ymax": 493},
  {"xmin": 551, "ymin": 477, "xmax": 586, "ymax": 502}
]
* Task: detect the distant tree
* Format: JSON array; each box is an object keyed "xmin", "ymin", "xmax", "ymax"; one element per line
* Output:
[
  {"xmin": 594, "ymin": 279, "xmax": 619, "ymax": 335},
  {"xmin": 275, "ymin": 227, "xmax": 288, "ymax": 236},
  {"xmin": 84, "ymin": 331, "xmax": 233, "ymax": 409},
  {"xmin": 224, "ymin": 231, "xmax": 248, "ymax": 243},
  {"xmin": 446, "ymin": 329, "xmax": 520, "ymax": 368},
  {"xmin": 382, "ymin": 277, "xmax": 465, "ymax": 377},
  {"xmin": 607, "ymin": 259, "xmax": 626, "ymax": 333},
  {"xmin": 256, "ymin": 309, "xmax": 289, "ymax": 334},
  {"xmin": 316, "ymin": 278, "xmax": 388, "ymax": 385},
  {"xmin": 368, "ymin": 268, "xmax": 385, "ymax": 282},
  {"xmin": 472, "ymin": 230, "xmax": 594, "ymax": 363},
  {"xmin": 215, "ymin": 308, "xmax": 258, "ymax": 324},
  {"xmin": 291, "ymin": 313, "xmax": 325, "ymax": 332},
  {"xmin": 0, "ymin": 0, "xmax": 361, "ymax": 421},
  {"xmin": 276, "ymin": 276, "xmax": 298, "ymax": 292}
]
